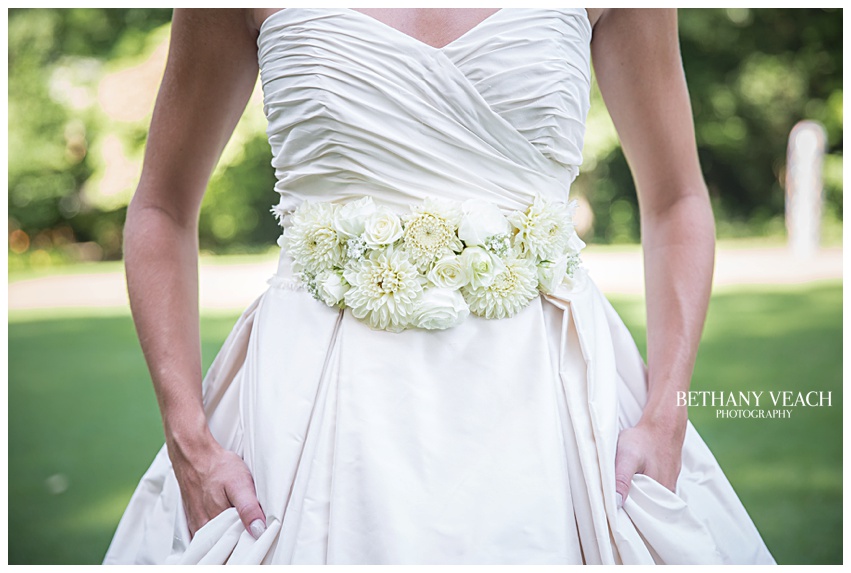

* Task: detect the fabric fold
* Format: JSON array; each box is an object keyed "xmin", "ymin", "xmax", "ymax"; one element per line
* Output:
[{"xmin": 258, "ymin": 8, "xmax": 588, "ymax": 215}]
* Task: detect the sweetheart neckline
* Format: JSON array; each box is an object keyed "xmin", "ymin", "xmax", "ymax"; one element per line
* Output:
[
  {"xmin": 258, "ymin": 8, "xmax": 505, "ymax": 53},
  {"xmin": 257, "ymin": 8, "xmax": 591, "ymax": 53}
]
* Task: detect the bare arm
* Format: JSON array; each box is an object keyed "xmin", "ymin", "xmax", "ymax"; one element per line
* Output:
[
  {"xmin": 124, "ymin": 8, "xmax": 265, "ymax": 537},
  {"xmin": 590, "ymin": 9, "xmax": 715, "ymax": 502}
]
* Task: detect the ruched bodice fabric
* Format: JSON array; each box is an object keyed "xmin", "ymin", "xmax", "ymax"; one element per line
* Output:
[
  {"xmin": 258, "ymin": 8, "xmax": 591, "ymax": 214},
  {"xmin": 103, "ymin": 8, "xmax": 776, "ymax": 565}
]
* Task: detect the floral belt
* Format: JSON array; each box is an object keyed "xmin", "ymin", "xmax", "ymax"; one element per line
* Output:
[{"xmin": 271, "ymin": 193, "xmax": 586, "ymax": 332}]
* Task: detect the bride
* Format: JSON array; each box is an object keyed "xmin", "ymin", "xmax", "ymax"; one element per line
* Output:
[{"xmin": 105, "ymin": 8, "xmax": 776, "ymax": 564}]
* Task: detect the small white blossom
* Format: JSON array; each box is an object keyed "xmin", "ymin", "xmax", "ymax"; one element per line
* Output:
[
  {"xmin": 565, "ymin": 252, "xmax": 582, "ymax": 277},
  {"xmin": 344, "ymin": 235, "xmax": 368, "ymax": 262},
  {"xmin": 482, "ymin": 233, "xmax": 512, "ymax": 258}
]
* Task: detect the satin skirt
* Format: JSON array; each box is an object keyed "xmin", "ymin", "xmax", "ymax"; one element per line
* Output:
[{"xmin": 102, "ymin": 248, "xmax": 776, "ymax": 564}]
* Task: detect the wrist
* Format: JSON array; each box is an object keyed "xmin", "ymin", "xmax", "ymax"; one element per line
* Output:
[
  {"xmin": 637, "ymin": 395, "xmax": 688, "ymax": 443},
  {"xmin": 164, "ymin": 409, "xmax": 217, "ymax": 463}
]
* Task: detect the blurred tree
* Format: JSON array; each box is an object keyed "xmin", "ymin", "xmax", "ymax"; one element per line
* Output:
[
  {"xmin": 574, "ymin": 8, "xmax": 842, "ymax": 243},
  {"xmin": 8, "ymin": 9, "xmax": 173, "ymax": 263},
  {"xmin": 7, "ymin": 8, "xmax": 844, "ymax": 264}
]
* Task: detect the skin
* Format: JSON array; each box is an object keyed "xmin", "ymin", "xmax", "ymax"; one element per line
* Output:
[{"xmin": 125, "ymin": 7, "xmax": 712, "ymax": 540}]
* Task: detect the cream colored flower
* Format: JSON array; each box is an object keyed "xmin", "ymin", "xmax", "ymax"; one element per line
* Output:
[
  {"xmin": 458, "ymin": 199, "xmax": 510, "ymax": 246},
  {"xmin": 315, "ymin": 269, "xmax": 350, "ymax": 307},
  {"xmin": 280, "ymin": 201, "xmax": 343, "ymax": 275},
  {"xmin": 412, "ymin": 287, "xmax": 470, "ymax": 330},
  {"xmin": 402, "ymin": 198, "xmax": 463, "ymax": 269},
  {"xmin": 458, "ymin": 246, "xmax": 505, "ymax": 289},
  {"xmin": 508, "ymin": 194, "xmax": 576, "ymax": 261},
  {"xmin": 462, "ymin": 255, "xmax": 539, "ymax": 319},
  {"xmin": 343, "ymin": 246, "xmax": 424, "ymax": 332},
  {"xmin": 427, "ymin": 255, "xmax": 470, "ymax": 289},
  {"xmin": 363, "ymin": 206, "xmax": 404, "ymax": 248},
  {"xmin": 333, "ymin": 196, "xmax": 376, "ymax": 238},
  {"xmin": 536, "ymin": 255, "xmax": 570, "ymax": 294}
]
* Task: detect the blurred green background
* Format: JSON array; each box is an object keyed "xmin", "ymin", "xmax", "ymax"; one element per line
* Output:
[
  {"xmin": 7, "ymin": 8, "xmax": 843, "ymax": 268},
  {"xmin": 7, "ymin": 7, "xmax": 843, "ymax": 565},
  {"xmin": 7, "ymin": 281, "xmax": 843, "ymax": 564}
]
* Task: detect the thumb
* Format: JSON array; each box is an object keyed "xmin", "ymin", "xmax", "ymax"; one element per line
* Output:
[
  {"xmin": 614, "ymin": 443, "xmax": 642, "ymax": 509},
  {"xmin": 226, "ymin": 476, "xmax": 267, "ymax": 540}
]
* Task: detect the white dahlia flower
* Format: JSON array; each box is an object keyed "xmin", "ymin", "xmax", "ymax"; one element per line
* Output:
[
  {"xmin": 462, "ymin": 255, "xmax": 539, "ymax": 319},
  {"xmin": 402, "ymin": 198, "xmax": 463, "ymax": 269},
  {"xmin": 508, "ymin": 194, "xmax": 577, "ymax": 261},
  {"xmin": 343, "ymin": 247, "xmax": 424, "ymax": 332},
  {"xmin": 280, "ymin": 201, "xmax": 344, "ymax": 275}
]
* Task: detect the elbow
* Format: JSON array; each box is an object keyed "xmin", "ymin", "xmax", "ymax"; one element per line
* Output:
[
  {"xmin": 643, "ymin": 180, "xmax": 712, "ymax": 218},
  {"xmin": 640, "ymin": 183, "xmax": 716, "ymax": 242},
  {"xmin": 122, "ymin": 184, "xmax": 199, "ymax": 259}
]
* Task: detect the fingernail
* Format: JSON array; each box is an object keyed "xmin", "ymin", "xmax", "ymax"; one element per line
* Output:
[
  {"xmin": 616, "ymin": 493, "xmax": 623, "ymax": 508},
  {"xmin": 249, "ymin": 519, "xmax": 266, "ymax": 540}
]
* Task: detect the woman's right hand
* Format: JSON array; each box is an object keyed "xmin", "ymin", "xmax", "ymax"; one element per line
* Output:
[
  {"xmin": 168, "ymin": 431, "xmax": 267, "ymax": 540},
  {"xmin": 121, "ymin": 8, "xmax": 265, "ymax": 543}
]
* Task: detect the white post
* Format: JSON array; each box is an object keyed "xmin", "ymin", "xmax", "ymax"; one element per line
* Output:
[{"xmin": 785, "ymin": 120, "xmax": 827, "ymax": 259}]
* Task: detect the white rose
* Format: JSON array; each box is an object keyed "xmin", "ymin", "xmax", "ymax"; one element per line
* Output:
[
  {"xmin": 412, "ymin": 287, "xmax": 470, "ymax": 330},
  {"xmin": 459, "ymin": 246, "xmax": 506, "ymax": 289},
  {"xmin": 316, "ymin": 269, "xmax": 350, "ymax": 307},
  {"xmin": 363, "ymin": 206, "xmax": 403, "ymax": 248},
  {"xmin": 458, "ymin": 199, "xmax": 510, "ymax": 246},
  {"xmin": 333, "ymin": 196, "xmax": 376, "ymax": 238},
  {"xmin": 536, "ymin": 256, "xmax": 569, "ymax": 294},
  {"xmin": 427, "ymin": 255, "xmax": 470, "ymax": 289}
]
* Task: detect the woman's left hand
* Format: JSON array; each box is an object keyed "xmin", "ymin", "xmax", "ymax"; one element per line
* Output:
[{"xmin": 613, "ymin": 420, "xmax": 685, "ymax": 508}]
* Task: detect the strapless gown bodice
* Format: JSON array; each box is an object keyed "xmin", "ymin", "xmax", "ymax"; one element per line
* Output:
[{"xmin": 257, "ymin": 8, "xmax": 592, "ymax": 214}]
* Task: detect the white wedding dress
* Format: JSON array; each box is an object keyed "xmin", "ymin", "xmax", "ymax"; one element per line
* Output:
[{"xmin": 103, "ymin": 8, "xmax": 776, "ymax": 564}]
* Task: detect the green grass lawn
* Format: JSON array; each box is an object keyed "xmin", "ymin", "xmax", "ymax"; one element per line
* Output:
[{"xmin": 8, "ymin": 281, "xmax": 842, "ymax": 564}]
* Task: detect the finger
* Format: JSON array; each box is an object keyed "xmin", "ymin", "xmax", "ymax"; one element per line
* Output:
[
  {"xmin": 226, "ymin": 476, "xmax": 266, "ymax": 540},
  {"xmin": 614, "ymin": 445, "xmax": 642, "ymax": 508}
]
